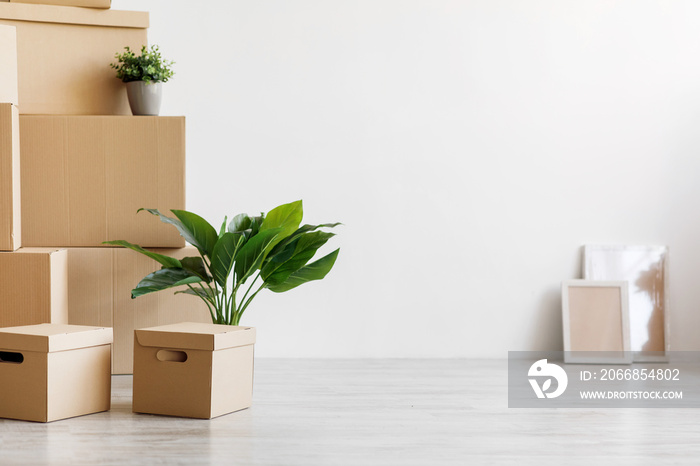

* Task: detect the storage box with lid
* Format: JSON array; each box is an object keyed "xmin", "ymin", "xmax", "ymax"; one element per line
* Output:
[
  {"xmin": 0, "ymin": 323, "xmax": 113, "ymax": 422},
  {"xmin": 133, "ymin": 322, "xmax": 256, "ymax": 419},
  {"xmin": 0, "ymin": 2, "xmax": 148, "ymax": 114}
]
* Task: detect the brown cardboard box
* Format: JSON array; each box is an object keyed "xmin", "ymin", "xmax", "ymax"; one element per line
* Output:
[
  {"xmin": 0, "ymin": 25, "xmax": 18, "ymax": 105},
  {"xmin": 0, "ymin": 3, "xmax": 147, "ymax": 114},
  {"xmin": 66, "ymin": 246, "xmax": 211, "ymax": 374},
  {"xmin": 0, "ymin": 248, "xmax": 68, "ymax": 327},
  {"xmin": 20, "ymin": 115, "xmax": 186, "ymax": 248},
  {"xmin": 0, "ymin": 103, "xmax": 20, "ymax": 251},
  {"xmin": 133, "ymin": 322, "xmax": 256, "ymax": 419},
  {"xmin": 0, "ymin": 323, "xmax": 112, "ymax": 422},
  {"xmin": 3, "ymin": 0, "xmax": 111, "ymax": 9}
]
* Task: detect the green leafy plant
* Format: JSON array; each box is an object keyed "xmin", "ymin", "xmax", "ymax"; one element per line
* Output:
[
  {"xmin": 110, "ymin": 45, "xmax": 174, "ymax": 84},
  {"xmin": 104, "ymin": 200, "xmax": 340, "ymax": 325}
]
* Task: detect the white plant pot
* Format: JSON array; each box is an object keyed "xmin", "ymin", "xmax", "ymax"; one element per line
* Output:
[{"xmin": 126, "ymin": 81, "xmax": 162, "ymax": 116}]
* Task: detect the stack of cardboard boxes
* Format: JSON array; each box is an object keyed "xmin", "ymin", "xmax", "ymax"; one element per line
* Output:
[{"xmin": 0, "ymin": 1, "xmax": 210, "ymax": 374}]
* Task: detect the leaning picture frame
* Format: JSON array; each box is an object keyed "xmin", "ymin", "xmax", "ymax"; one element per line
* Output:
[
  {"xmin": 562, "ymin": 280, "xmax": 632, "ymax": 364},
  {"xmin": 583, "ymin": 245, "xmax": 669, "ymax": 362}
]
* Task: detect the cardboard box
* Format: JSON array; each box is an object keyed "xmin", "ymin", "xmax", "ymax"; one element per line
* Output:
[
  {"xmin": 66, "ymin": 246, "xmax": 211, "ymax": 374},
  {"xmin": 20, "ymin": 115, "xmax": 186, "ymax": 248},
  {"xmin": 0, "ymin": 24, "xmax": 18, "ymax": 105},
  {"xmin": 0, "ymin": 3, "xmax": 147, "ymax": 114},
  {"xmin": 0, "ymin": 248, "xmax": 68, "ymax": 328},
  {"xmin": 3, "ymin": 0, "xmax": 111, "ymax": 9},
  {"xmin": 0, "ymin": 323, "xmax": 112, "ymax": 422},
  {"xmin": 133, "ymin": 322, "xmax": 256, "ymax": 419},
  {"xmin": 0, "ymin": 103, "xmax": 20, "ymax": 251}
]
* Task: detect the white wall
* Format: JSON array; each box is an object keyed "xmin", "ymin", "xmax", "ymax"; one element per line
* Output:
[{"xmin": 113, "ymin": 0, "xmax": 700, "ymax": 357}]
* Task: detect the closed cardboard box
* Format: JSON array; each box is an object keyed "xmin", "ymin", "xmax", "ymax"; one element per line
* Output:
[
  {"xmin": 3, "ymin": 0, "xmax": 111, "ymax": 9},
  {"xmin": 20, "ymin": 115, "xmax": 186, "ymax": 248},
  {"xmin": 0, "ymin": 103, "xmax": 20, "ymax": 251},
  {"xmin": 0, "ymin": 24, "xmax": 18, "ymax": 105},
  {"xmin": 133, "ymin": 323, "xmax": 256, "ymax": 419},
  {"xmin": 66, "ymin": 246, "xmax": 211, "ymax": 374},
  {"xmin": 0, "ymin": 324, "xmax": 112, "ymax": 422},
  {"xmin": 0, "ymin": 248, "xmax": 68, "ymax": 327},
  {"xmin": 0, "ymin": 3, "xmax": 147, "ymax": 114}
]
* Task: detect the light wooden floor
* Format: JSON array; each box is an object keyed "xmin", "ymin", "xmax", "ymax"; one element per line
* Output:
[{"xmin": 1, "ymin": 359, "xmax": 700, "ymax": 465}]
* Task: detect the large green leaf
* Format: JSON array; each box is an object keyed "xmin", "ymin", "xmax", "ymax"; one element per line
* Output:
[
  {"xmin": 138, "ymin": 208, "xmax": 202, "ymax": 251},
  {"xmin": 171, "ymin": 210, "xmax": 218, "ymax": 258},
  {"xmin": 210, "ymin": 232, "xmax": 244, "ymax": 286},
  {"xmin": 131, "ymin": 268, "xmax": 202, "ymax": 298},
  {"xmin": 228, "ymin": 213, "xmax": 251, "ymax": 234},
  {"xmin": 233, "ymin": 228, "xmax": 282, "ymax": 285},
  {"xmin": 180, "ymin": 256, "xmax": 212, "ymax": 283},
  {"xmin": 261, "ymin": 231, "xmax": 335, "ymax": 286},
  {"xmin": 260, "ymin": 200, "xmax": 303, "ymax": 247},
  {"xmin": 227, "ymin": 213, "xmax": 265, "ymax": 239},
  {"xmin": 103, "ymin": 239, "xmax": 181, "ymax": 269},
  {"xmin": 266, "ymin": 222, "xmax": 341, "ymax": 258},
  {"xmin": 175, "ymin": 286, "xmax": 220, "ymax": 300},
  {"xmin": 267, "ymin": 249, "xmax": 340, "ymax": 293}
]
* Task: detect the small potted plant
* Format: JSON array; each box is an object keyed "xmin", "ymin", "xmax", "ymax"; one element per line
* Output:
[
  {"xmin": 110, "ymin": 44, "xmax": 174, "ymax": 116},
  {"xmin": 104, "ymin": 200, "xmax": 340, "ymax": 325}
]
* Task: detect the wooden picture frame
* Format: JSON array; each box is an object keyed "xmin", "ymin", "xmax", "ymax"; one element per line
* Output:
[
  {"xmin": 583, "ymin": 245, "xmax": 669, "ymax": 362},
  {"xmin": 562, "ymin": 280, "xmax": 632, "ymax": 364}
]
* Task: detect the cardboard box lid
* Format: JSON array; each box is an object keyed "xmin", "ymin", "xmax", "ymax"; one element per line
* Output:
[
  {"xmin": 6, "ymin": 0, "xmax": 111, "ymax": 9},
  {"xmin": 0, "ymin": 2, "xmax": 147, "ymax": 28},
  {"xmin": 0, "ymin": 323, "xmax": 113, "ymax": 352},
  {"xmin": 136, "ymin": 322, "xmax": 256, "ymax": 351}
]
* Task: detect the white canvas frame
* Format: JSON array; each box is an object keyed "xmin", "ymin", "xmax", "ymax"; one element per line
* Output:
[
  {"xmin": 583, "ymin": 245, "xmax": 670, "ymax": 362},
  {"xmin": 562, "ymin": 280, "xmax": 632, "ymax": 364}
]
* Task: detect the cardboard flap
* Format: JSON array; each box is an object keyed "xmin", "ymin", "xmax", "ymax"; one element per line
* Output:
[
  {"xmin": 0, "ymin": 3, "xmax": 148, "ymax": 28},
  {"xmin": 135, "ymin": 322, "xmax": 256, "ymax": 351},
  {"xmin": 0, "ymin": 324, "xmax": 113, "ymax": 352}
]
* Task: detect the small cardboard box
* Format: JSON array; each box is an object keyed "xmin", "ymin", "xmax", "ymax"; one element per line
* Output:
[
  {"xmin": 0, "ymin": 248, "xmax": 68, "ymax": 327},
  {"xmin": 65, "ymin": 246, "xmax": 211, "ymax": 374},
  {"xmin": 0, "ymin": 103, "xmax": 20, "ymax": 251},
  {"xmin": 0, "ymin": 24, "xmax": 18, "ymax": 105},
  {"xmin": 0, "ymin": 3, "xmax": 147, "ymax": 114},
  {"xmin": 0, "ymin": 323, "xmax": 113, "ymax": 422},
  {"xmin": 133, "ymin": 322, "xmax": 256, "ymax": 419},
  {"xmin": 2, "ymin": 0, "xmax": 111, "ymax": 9},
  {"xmin": 20, "ymin": 115, "xmax": 186, "ymax": 248}
]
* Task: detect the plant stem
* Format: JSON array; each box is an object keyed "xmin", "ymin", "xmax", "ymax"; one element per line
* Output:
[
  {"xmin": 187, "ymin": 284, "xmax": 215, "ymax": 323},
  {"xmin": 239, "ymin": 274, "xmax": 259, "ymax": 312},
  {"xmin": 236, "ymin": 282, "xmax": 266, "ymax": 325},
  {"xmin": 222, "ymin": 280, "xmax": 229, "ymax": 324},
  {"xmin": 206, "ymin": 281, "xmax": 223, "ymax": 324}
]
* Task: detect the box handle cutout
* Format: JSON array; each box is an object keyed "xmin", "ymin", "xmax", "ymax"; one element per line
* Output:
[
  {"xmin": 0, "ymin": 351, "xmax": 24, "ymax": 364},
  {"xmin": 157, "ymin": 350, "xmax": 187, "ymax": 363}
]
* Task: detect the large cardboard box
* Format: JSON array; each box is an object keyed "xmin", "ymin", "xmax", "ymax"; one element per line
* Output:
[
  {"xmin": 133, "ymin": 322, "xmax": 256, "ymax": 419},
  {"xmin": 0, "ymin": 24, "xmax": 18, "ymax": 105},
  {"xmin": 3, "ymin": 0, "xmax": 111, "ymax": 9},
  {"xmin": 0, "ymin": 103, "xmax": 20, "ymax": 251},
  {"xmin": 0, "ymin": 324, "xmax": 112, "ymax": 422},
  {"xmin": 20, "ymin": 115, "xmax": 186, "ymax": 248},
  {"xmin": 0, "ymin": 248, "xmax": 68, "ymax": 327},
  {"xmin": 66, "ymin": 246, "xmax": 211, "ymax": 374},
  {"xmin": 0, "ymin": 3, "xmax": 147, "ymax": 114}
]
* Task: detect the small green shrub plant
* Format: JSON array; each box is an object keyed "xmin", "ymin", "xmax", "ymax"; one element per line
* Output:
[{"xmin": 111, "ymin": 45, "xmax": 174, "ymax": 84}]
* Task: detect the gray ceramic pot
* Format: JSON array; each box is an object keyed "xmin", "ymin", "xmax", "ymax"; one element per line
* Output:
[{"xmin": 126, "ymin": 81, "xmax": 163, "ymax": 116}]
